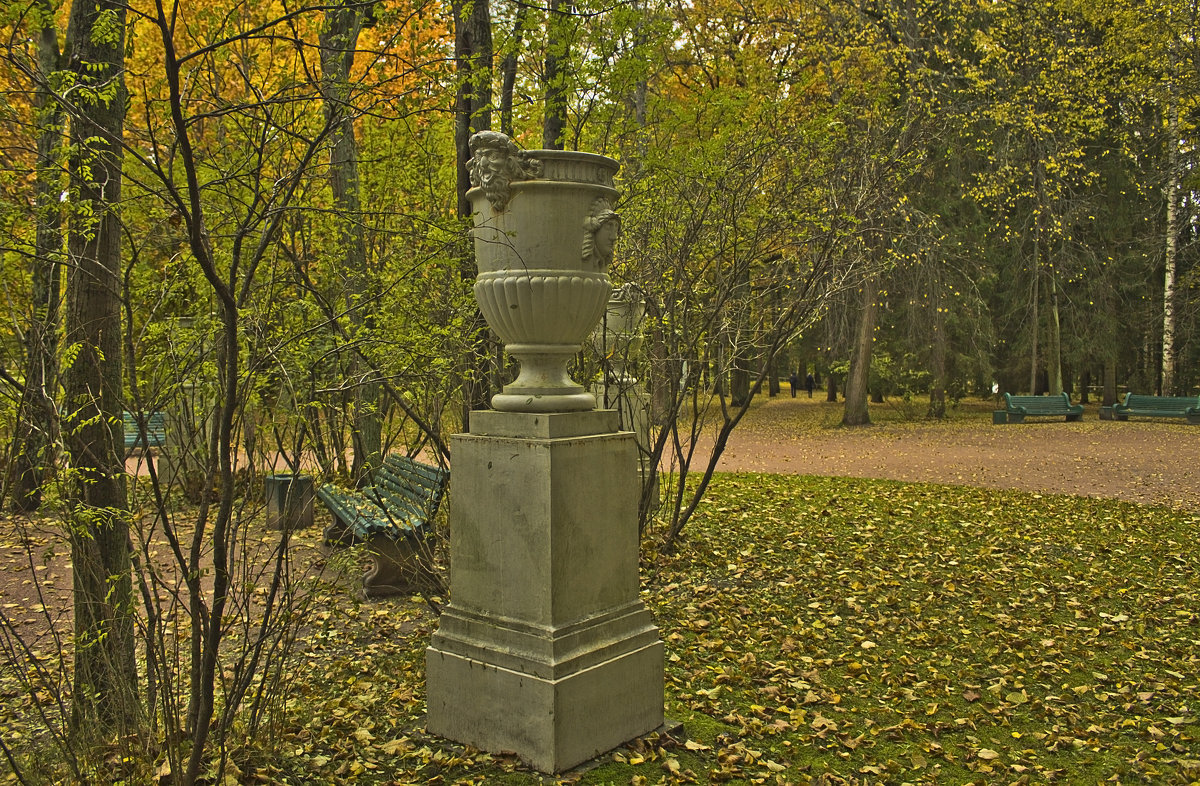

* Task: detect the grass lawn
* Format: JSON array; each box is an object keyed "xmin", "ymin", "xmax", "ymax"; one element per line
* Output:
[{"xmin": 259, "ymin": 473, "xmax": 1200, "ymax": 785}]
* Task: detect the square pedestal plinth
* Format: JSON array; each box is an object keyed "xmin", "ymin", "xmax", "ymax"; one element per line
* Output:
[{"xmin": 426, "ymin": 411, "xmax": 664, "ymax": 773}]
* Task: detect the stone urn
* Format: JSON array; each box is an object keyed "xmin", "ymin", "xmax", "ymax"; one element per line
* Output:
[
  {"xmin": 592, "ymin": 283, "xmax": 646, "ymax": 388},
  {"xmin": 467, "ymin": 131, "xmax": 620, "ymax": 412}
]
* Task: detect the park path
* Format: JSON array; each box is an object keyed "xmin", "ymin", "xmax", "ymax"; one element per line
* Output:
[{"xmin": 701, "ymin": 396, "xmax": 1200, "ymax": 511}]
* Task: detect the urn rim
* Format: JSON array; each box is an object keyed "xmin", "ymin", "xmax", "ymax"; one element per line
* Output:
[
  {"xmin": 466, "ymin": 181, "xmax": 619, "ymax": 201},
  {"xmin": 522, "ymin": 147, "xmax": 620, "ymax": 166}
]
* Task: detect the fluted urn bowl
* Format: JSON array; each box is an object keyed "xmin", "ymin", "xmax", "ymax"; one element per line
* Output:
[{"xmin": 468, "ymin": 137, "xmax": 620, "ymax": 412}]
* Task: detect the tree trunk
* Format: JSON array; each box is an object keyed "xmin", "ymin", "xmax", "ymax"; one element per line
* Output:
[
  {"xmin": 647, "ymin": 305, "xmax": 672, "ymax": 425},
  {"xmin": 629, "ymin": 0, "xmax": 648, "ymax": 165},
  {"xmin": 1103, "ymin": 355, "xmax": 1117, "ymax": 406},
  {"xmin": 453, "ymin": 0, "xmax": 492, "ymax": 220},
  {"xmin": 62, "ymin": 0, "xmax": 137, "ymax": 731},
  {"xmin": 1143, "ymin": 329, "xmax": 1155, "ymax": 395},
  {"xmin": 1162, "ymin": 90, "xmax": 1179, "ymax": 395},
  {"xmin": 499, "ymin": 4, "xmax": 528, "ymax": 137},
  {"xmin": 453, "ymin": 0, "xmax": 494, "ymax": 429},
  {"xmin": 320, "ymin": 2, "xmax": 380, "ymax": 480},
  {"xmin": 9, "ymin": 1, "xmax": 63, "ymax": 512},
  {"xmin": 1028, "ymin": 241, "xmax": 1040, "ymax": 395},
  {"xmin": 542, "ymin": 0, "xmax": 571, "ymax": 150},
  {"xmin": 1048, "ymin": 271, "xmax": 1063, "ymax": 395},
  {"xmin": 730, "ymin": 352, "xmax": 751, "ymax": 407},
  {"xmin": 842, "ymin": 285, "xmax": 875, "ymax": 426},
  {"xmin": 729, "ymin": 266, "xmax": 753, "ymax": 408},
  {"xmin": 927, "ymin": 278, "xmax": 947, "ymax": 419}
]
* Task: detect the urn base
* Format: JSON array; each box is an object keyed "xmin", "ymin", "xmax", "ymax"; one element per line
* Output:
[{"xmin": 493, "ymin": 343, "xmax": 597, "ymax": 413}]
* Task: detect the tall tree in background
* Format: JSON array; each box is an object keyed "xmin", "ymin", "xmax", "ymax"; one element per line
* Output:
[
  {"xmin": 497, "ymin": 0, "xmax": 529, "ymax": 137},
  {"xmin": 1162, "ymin": 72, "xmax": 1180, "ymax": 394},
  {"xmin": 542, "ymin": 0, "xmax": 571, "ymax": 148},
  {"xmin": 453, "ymin": 0, "xmax": 493, "ymax": 427},
  {"xmin": 8, "ymin": 0, "xmax": 62, "ymax": 512},
  {"xmin": 1149, "ymin": 0, "xmax": 1200, "ymax": 395},
  {"xmin": 842, "ymin": 281, "xmax": 877, "ymax": 426},
  {"xmin": 60, "ymin": 0, "xmax": 137, "ymax": 729},
  {"xmin": 968, "ymin": 0, "xmax": 1108, "ymax": 395},
  {"xmin": 320, "ymin": 0, "xmax": 381, "ymax": 479},
  {"xmin": 1078, "ymin": 0, "xmax": 1200, "ymax": 398}
]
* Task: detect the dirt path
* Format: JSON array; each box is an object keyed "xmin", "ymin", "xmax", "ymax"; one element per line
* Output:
[{"xmin": 706, "ymin": 396, "xmax": 1200, "ymax": 511}]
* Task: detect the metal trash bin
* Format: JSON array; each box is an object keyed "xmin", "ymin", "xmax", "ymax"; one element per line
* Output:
[{"xmin": 265, "ymin": 474, "xmax": 314, "ymax": 531}]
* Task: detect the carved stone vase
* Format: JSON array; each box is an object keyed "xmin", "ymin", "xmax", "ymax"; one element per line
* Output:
[
  {"xmin": 467, "ymin": 131, "xmax": 619, "ymax": 412},
  {"xmin": 592, "ymin": 283, "xmax": 646, "ymax": 389}
]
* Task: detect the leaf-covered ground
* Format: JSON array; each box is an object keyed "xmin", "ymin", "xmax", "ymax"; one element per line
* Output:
[
  {"xmin": 244, "ymin": 474, "xmax": 1200, "ymax": 785},
  {"xmin": 4, "ymin": 397, "xmax": 1199, "ymax": 784}
]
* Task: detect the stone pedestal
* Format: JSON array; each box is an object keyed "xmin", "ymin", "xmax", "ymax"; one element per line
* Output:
[
  {"xmin": 426, "ymin": 410, "xmax": 663, "ymax": 773},
  {"xmin": 594, "ymin": 380, "xmax": 659, "ymax": 512}
]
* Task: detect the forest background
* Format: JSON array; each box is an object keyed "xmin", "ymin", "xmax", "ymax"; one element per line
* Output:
[{"xmin": 0, "ymin": 0, "xmax": 1197, "ymax": 783}]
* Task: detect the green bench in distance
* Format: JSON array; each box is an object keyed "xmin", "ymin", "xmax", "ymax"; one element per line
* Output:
[
  {"xmin": 993, "ymin": 392, "xmax": 1084, "ymax": 424},
  {"xmin": 123, "ymin": 410, "xmax": 167, "ymax": 455},
  {"xmin": 1100, "ymin": 393, "xmax": 1200, "ymax": 424},
  {"xmin": 317, "ymin": 454, "xmax": 449, "ymax": 598}
]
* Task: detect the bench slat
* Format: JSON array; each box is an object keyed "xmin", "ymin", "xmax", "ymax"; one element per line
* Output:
[
  {"xmin": 372, "ymin": 475, "xmax": 440, "ymax": 511},
  {"xmin": 383, "ymin": 454, "xmax": 448, "ymax": 487},
  {"xmin": 315, "ymin": 487, "xmax": 396, "ymax": 539},
  {"xmin": 1113, "ymin": 394, "xmax": 1200, "ymax": 422},
  {"xmin": 996, "ymin": 393, "xmax": 1083, "ymax": 423},
  {"xmin": 318, "ymin": 454, "xmax": 449, "ymax": 544},
  {"xmin": 123, "ymin": 411, "xmax": 167, "ymax": 452}
]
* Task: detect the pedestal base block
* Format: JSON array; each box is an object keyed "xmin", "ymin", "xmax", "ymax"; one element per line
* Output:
[
  {"xmin": 425, "ymin": 411, "xmax": 663, "ymax": 773},
  {"xmin": 427, "ymin": 632, "xmax": 663, "ymax": 773}
]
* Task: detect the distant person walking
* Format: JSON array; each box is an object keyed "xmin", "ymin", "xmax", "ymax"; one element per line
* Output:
[
  {"xmin": 789, "ymin": 371, "xmax": 799, "ymax": 398},
  {"xmin": 805, "ymin": 373, "xmax": 815, "ymax": 398}
]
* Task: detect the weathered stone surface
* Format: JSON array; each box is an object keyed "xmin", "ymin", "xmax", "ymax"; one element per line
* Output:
[
  {"xmin": 426, "ymin": 411, "xmax": 663, "ymax": 773},
  {"xmin": 463, "ymin": 408, "xmax": 620, "ymax": 442},
  {"xmin": 466, "ymin": 134, "xmax": 621, "ymax": 413},
  {"xmin": 426, "ymin": 635, "xmax": 663, "ymax": 773}
]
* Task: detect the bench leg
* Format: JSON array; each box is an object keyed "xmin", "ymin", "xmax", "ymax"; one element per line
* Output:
[
  {"xmin": 362, "ymin": 534, "xmax": 434, "ymax": 599},
  {"xmin": 1067, "ymin": 413, "xmax": 1082, "ymax": 422},
  {"xmin": 322, "ymin": 516, "xmax": 355, "ymax": 547}
]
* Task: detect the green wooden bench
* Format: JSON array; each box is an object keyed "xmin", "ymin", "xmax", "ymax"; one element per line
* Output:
[
  {"xmin": 1101, "ymin": 393, "xmax": 1200, "ymax": 424},
  {"xmin": 993, "ymin": 392, "xmax": 1083, "ymax": 424},
  {"xmin": 123, "ymin": 410, "xmax": 167, "ymax": 455},
  {"xmin": 317, "ymin": 454, "xmax": 449, "ymax": 598}
]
